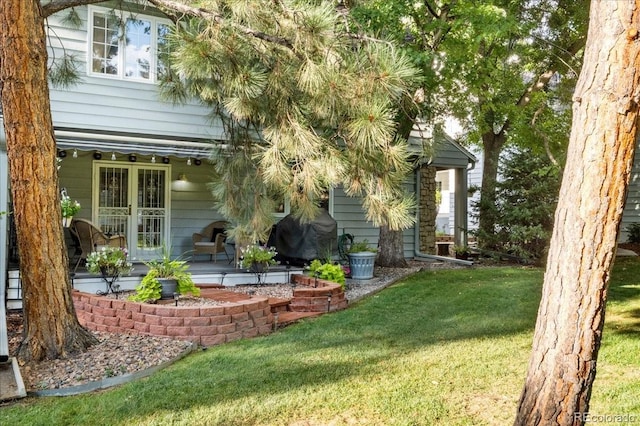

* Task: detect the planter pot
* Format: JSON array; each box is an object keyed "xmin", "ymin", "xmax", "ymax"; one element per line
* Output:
[
  {"xmin": 348, "ymin": 252, "xmax": 376, "ymax": 280},
  {"xmin": 62, "ymin": 216, "xmax": 73, "ymax": 227},
  {"xmin": 249, "ymin": 262, "xmax": 269, "ymax": 273},
  {"xmin": 158, "ymin": 278, "xmax": 178, "ymax": 300}
]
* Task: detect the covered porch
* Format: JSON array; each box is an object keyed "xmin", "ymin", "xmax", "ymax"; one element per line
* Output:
[{"xmin": 5, "ymin": 261, "xmax": 305, "ymax": 310}]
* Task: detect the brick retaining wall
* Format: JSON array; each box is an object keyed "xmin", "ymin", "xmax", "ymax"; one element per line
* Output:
[
  {"xmin": 72, "ymin": 274, "xmax": 347, "ymax": 348},
  {"xmin": 72, "ymin": 291, "xmax": 274, "ymax": 347},
  {"xmin": 290, "ymin": 275, "xmax": 348, "ymax": 312}
]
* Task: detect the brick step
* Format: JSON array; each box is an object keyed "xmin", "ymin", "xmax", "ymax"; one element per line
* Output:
[
  {"xmin": 268, "ymin": 297, "xmax": 292, "ymax": 313},
  {"xmin": 274, "ymin": 311, "xmax": 322, "ymax": 327}
]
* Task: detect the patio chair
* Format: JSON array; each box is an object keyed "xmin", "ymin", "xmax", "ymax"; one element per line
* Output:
[
  {"xmin": 192, "ymin": 221, "xmax": 231, "ymax": 262},
  {"xmin": 69, "ymin": 218, "xmax": 127, "ymax": 272}
]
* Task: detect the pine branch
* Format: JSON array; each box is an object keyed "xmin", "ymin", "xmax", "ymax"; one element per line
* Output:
[
  {"xmin": 147, "ymin": 0, "xmax": 296, "ymax": 53},
  {"xmin": 42, "ymin": 0, "xmax": 106, "ymax": 18}
]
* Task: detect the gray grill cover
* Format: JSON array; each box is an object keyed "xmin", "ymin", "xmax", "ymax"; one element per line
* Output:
[{"xmin": 274, "ymin": 210, "xmax": 338, "ymax": 262}]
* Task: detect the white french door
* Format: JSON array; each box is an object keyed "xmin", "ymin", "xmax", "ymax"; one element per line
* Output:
[{"xmin": 93, "ymin": 162, "xmax": 171, "ymax": 260}]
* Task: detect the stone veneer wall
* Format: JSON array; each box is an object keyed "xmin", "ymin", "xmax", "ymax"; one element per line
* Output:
[{"xmin": 72, "ymin": 291, "xmax": 273, "ymax": 347}]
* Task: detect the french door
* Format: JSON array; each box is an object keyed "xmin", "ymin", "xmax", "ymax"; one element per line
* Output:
[{"xmin": 93, "ymin": 162, "xmax": 171, "ymax": 260}]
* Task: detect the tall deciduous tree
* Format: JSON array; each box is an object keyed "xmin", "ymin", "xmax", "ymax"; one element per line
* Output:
[
  {"xmin": 515, "ymin": 1, "xmax": 640, "ymax": 423},
  {"xmin": 353, "ymin": 1, "xmax": 587, "ymax": 248}
]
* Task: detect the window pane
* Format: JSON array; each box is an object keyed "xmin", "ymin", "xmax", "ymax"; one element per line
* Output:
[
  {"xmin": 124, "ymin": 18, "xmax": 151, "ymax": 80},
  {"xmin": 156, "ymin": 23, "xmax": 171, "ymax": 79},
  {"xmin": 91, "ymin": 12, "xmax": 119, "ymax": 75}
]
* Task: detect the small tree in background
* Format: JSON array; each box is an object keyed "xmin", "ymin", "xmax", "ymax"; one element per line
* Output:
[{"xmin": 475, "ymin": 147, "xmax": 561, "ymax": 263}]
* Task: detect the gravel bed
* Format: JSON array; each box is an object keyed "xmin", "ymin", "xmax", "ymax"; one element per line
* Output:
[{"xmin": 6, "ymin": 259, "xmax": 458, "ymax": 394}]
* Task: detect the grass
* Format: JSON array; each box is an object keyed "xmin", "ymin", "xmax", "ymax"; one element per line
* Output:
[{"xmin": 1, "ymin": 260, "xmax": 639, "ymax": 425}]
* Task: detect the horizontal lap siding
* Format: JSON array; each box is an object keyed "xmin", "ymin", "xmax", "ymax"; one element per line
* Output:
[
  {"xmin": 621, "ymin": 148, "xmax": 640, "ymax": 242},
  {"xmin": 47, "ymin": 6, "xmax": 220, "ymax": 141}
]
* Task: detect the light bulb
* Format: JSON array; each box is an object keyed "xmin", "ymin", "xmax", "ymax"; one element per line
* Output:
[
  {"xmin": 151, "ymin": 154, "xmax": 156, "ymax": 164},
  {"xmin": 187, "ymin": 157, "xmax": 191, "ymax": 166},
  {"xmin": 72, "ymin": 149, "xmax": 78, "ymax": 158},
  {"xmin": 111, "ymin": 152, "xmax": 116, "ymax": 160}
]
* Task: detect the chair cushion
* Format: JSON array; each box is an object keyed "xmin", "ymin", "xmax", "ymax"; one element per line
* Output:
[{"xmin": 195, "ymin": 242, "xmax": 218, "ymax": 247}]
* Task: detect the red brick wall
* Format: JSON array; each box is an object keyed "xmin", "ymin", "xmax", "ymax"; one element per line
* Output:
[
  {"xmin": 72, "ymin": 291, "xmax": 274, "ymax": 347},
  {"xmin": 290, "ymin": 275, "xmax": 348, "ymax": 312}
]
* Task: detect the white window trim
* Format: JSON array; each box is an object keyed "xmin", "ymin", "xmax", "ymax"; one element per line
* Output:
[{"xmin": 87, "ymin": 6, "xmax": 172, "ymax": 84}]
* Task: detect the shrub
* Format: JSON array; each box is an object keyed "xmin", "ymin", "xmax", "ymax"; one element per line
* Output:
[
  {"xmin": 626, "ymin": 223, "xmax": 640, "ymax": 243},
  {"xmin": 308, "ymin": 259, "xmax": 346, "ymax": 288}
]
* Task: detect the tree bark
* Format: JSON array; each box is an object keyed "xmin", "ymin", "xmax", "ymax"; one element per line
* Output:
[
  {"xmin": 477, "ymin": 130, "xmax": 505, "ymax": 246},
  {"xmin": 0, "ymin": 0, "xmax": 97, "ymax": 362},
  {"xmin": 377, "ymin": 225, "xmax": 407, "ymax": 267},
  {"xmin": 514, "ymin": 1, "xmax": 640, "ymax": 424}
]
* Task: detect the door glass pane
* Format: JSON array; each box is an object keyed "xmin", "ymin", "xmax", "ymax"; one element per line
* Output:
[
  {"xmin": 98, "ymin": 167, "xmax": 129, "ymax": 236},
  {"xmin": 137, "ymin": 169, "xmax": 166, "ymax": 251}
]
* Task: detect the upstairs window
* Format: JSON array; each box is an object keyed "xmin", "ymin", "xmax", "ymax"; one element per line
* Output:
[{"xmin": 89, "ymin": 7, "xmax": 171, "ymax": 83}]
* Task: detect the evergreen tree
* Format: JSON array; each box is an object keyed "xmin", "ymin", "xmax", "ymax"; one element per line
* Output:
[{"xmin": 158, "ymin": 1, "xmax": 423, "ymax": 251}]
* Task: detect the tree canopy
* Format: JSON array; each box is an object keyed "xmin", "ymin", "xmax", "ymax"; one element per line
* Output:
[{"xmin": 155, "ymin": 1, "xmax": 423, "ymax": 244}]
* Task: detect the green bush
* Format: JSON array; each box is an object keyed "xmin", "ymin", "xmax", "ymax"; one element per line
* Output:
[
  {"xmin": 626, "ymin": 223, "xmax": 640, "ymax": 243},
  {"xmin": 308, "ymin": 259, "xmax": 346, "ymax": 288},
  {"xmin": 129, "ymin": 251, "xmax": 200, "ymax": 303}
]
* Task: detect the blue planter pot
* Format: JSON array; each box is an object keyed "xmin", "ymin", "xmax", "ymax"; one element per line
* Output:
[
  {"xmin": 348, "ymin": 252, "xmax": 376, "ymax": 280},
  {"xmin": 158, "ymin": 278, "xmax": 178, "ymax": 300}
]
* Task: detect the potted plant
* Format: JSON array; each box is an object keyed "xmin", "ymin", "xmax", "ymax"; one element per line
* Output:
[
  {"xmin": 239, "ymin": 245, "xmax": 278, "ymax": 272},
  {"xmin": 453, "ymin": 245, "xmax": 471, "ymax": 260},
  {"xmin": 239, "ymin": 245, "xmax": 278, "ymax": 284},
  {"xmin": 347, "ymin": 239, "xmax": 377, "ymax": 280},
  {"xmin": 129, "ymin": 250, "xmax": 200, "ymax": 302},
  {"xmin": 60, "ymin": 193, "xmax": 81, "ymax": 227},
  {"xmin": 86, "ymin": 246, "xmax": 133, "ymax": 295}
]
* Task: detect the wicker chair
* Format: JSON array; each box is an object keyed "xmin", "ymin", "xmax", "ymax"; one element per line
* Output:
[
  {"xmin": 192, "ymin": 221, "xmax": 230, "ymax": 262},
  {"xmin": 69, "ymin": 218, "xmax": 127, "ymax": 272}
]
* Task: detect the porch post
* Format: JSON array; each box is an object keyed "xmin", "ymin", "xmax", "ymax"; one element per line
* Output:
[{"xmin": 453, "ymin": 167, "xmax": 468, "ymax": 247}]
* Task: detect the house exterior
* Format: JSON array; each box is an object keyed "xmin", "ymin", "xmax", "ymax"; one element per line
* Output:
[{"xmin": 0, "ymin": 2, "xmax": 475, "ymax": 287}]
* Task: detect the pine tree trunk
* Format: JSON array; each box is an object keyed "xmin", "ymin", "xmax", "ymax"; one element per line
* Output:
[
  {"xmin": 377, "ymin": 226, "xmax": 407, "ymax": 267},
  {"xmin": 0, "ymin": 0, "xmax": 97, "ymax": 361},
  {"xmin": 514, "ymin": 2, "xmax": 640, "ymax": 424}
]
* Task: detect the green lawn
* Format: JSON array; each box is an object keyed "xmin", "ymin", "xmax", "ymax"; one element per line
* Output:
[{"xmin": 1, "ymin": 260, "xmax": 639, "ymax": 425}]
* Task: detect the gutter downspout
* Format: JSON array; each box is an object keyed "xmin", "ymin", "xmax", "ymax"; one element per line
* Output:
[{"xmin": 413, "ymin": 161, "xmax": 476, "ymax": 267}]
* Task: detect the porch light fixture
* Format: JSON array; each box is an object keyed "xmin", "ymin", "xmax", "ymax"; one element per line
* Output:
[
  {"xmin": 187, "ymin": 157, "xmax": 191, "ymax": 166},
  {"xmin": 57, "ymin": 150, "xmax": 67, "ymax": 158},
  {"xmin": 93, "ymin": 151, "xmax": 102, "ymax": 160},
  {"xmin": 128, "ymin": 154, "xmax": 137, "ymax": 162},
  {"xmin": 162, "ymin": 156, "xmax": 170, "ymax": 164},
  {"xmin": 151, "ymin": 154, "xmax": 156, "ymax": 163},
  {"xmin": 194, "ymin": 158, "xmax": 202, "ymax": 166},
  {"xmin": 72, "ymin": 149, "xmax": 78, "ymax": 158},
  {"xmin": 111, "ymin": 152, "xmax": 116, "ymax": 161}
]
